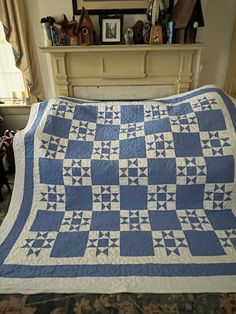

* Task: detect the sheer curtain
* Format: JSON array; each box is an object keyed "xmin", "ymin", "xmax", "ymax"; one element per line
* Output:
[
  {"xmin": 0, "ymin": 0, "xmax": 45, "ymax": 101},
  {"xmin": 0, "ymin": 22, "xmax": 26, "ymax": 102}
]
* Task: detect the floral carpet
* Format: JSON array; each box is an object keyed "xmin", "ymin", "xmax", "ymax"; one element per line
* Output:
[
  {"xmin": 0, "ymin": 293, "xmax": 236, "ymax": 314},
  {"xmin": 0, "ymin": 179, "xmax": 235, "ymax": 314}
]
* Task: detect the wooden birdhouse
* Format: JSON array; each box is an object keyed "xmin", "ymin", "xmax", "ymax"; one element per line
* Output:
[
  {"xmin": 171, "ymin": 0, "xmax": 204, "ymax": 44},
  {"xmin": 77, "ymin": 7, "xmax": 95, "ymax": 45}
]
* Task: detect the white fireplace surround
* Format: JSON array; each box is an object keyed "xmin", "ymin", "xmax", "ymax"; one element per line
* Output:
[{"xmin": 40, "ymin": 44, "xmax": 203, "ymax": 100}]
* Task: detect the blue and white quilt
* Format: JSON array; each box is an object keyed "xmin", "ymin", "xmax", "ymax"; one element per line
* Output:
[{"xmin": 0, "ymin": 86, "xmax": 236, "ymax": 293}]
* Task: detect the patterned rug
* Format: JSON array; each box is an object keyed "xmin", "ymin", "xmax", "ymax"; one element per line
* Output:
[
  {"xmin": 0, "ymin": 293, "xmax": 236, "ymax": 314},
  {"xmin": 0, "ymin": 177, "xmax": 236, "ymax": 313}
]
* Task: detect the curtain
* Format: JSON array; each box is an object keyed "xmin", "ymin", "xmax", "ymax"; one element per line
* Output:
[{"xmin": 0, "ymin": 0, "xmax": 45, "ymax": 100}]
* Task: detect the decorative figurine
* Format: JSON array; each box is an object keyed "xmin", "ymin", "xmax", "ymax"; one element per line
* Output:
[
  {"xmin": 54, "ymin": 15, "xmax": 78, "ymax": 37},
  {"xmin": 132, "ymin": 20, "xmax": 144, "ymax": 44},
  {"xmin": 151, "ymin": 0, "xmax": 165, "ymax": 27},
  {"xmin": 149, "ymin": 0, "xmax": 164, "ymax": 44},
  {"xmin": 40, "ymin": 16, "xmax": 55, "ymax": 46},
  {"xmin": 171, "ymin": 0, "xmax": 204, "ymax": 43},
  {"xmin": 146, "ymin": 0, "xmax": 153, "ymax": 21},
  {"xmin": 124, "ymin": 28, "xmax": 134, "ymax": 45},
  {"xmin": 143, "ymin": 22, "xmax": 152, "ymax": 44},
  {"xmin": 53, "ymin": 15, "xmax": 79, "ymax": 45},
  {"xmin": 149, "ymin": 24, "xmax": 163, "ymax": 44},
  {"xmin": 166, "ymin": 21, "xmax": 174, "ymax": 44},
  {"xmin": 77, "ymin": 7, "xmax": 96, "ymax": 45}
]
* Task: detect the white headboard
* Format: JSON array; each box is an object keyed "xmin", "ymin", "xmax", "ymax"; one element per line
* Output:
[{"xmin": 40, "ymin": 44, "xmax": 203, "ymax": 100}]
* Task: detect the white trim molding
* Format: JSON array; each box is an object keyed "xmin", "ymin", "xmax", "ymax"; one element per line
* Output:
[{"xmin": 40, "ymin": 44, "xmax": 204, "ymax": 98}]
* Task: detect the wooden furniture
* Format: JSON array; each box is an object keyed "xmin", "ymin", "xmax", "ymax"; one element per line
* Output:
[
  {"xmin": 171, "ymin": 0, "xmax": 204, "ymax": 44},
  {"xmin": 40, "ymin": 44, "xmax": 203, "ymax": 99},
  {"xmin": 149, "ymin": 25, "xmax": 163, "ymax": 45},
  {"xmin": 225, "ymin": 18, "xmax": 236, "ymax": 99},
  {"xmin": 77, "ymin": 7, "xmax": 95, "ymax": 45}
]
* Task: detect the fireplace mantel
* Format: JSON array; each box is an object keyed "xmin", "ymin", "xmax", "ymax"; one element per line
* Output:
[{"xmin": 40, "ymin": 44, "xmax": 203, "ymax": 98}]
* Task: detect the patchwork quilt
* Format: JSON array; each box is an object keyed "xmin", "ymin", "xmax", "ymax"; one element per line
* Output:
[{"xmin": 0, "ymin": 86, "xmax": 236, "ymax": 293}]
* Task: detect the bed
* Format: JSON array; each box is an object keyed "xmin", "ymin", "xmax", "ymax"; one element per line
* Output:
[{"xmin": 0, "ymin": 86, "xmax": 235, "ymax": 298}]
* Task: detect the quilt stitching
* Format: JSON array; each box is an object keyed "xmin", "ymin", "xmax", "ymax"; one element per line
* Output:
[
  {"xmin": 192, "ymin": 96, "xmax": 218, "ymax": 112},
  {"xmin": 146, "ymin": 133, "xmax": 175, "ymax": 158},
  {"xmin": 40, "ymin": 135, "xmax": 67, "ymax": 159},
  {"xmin": 23, "ymin": 94, "xmax": 236, "ymax": 258},
  {"xmin": 1, "ymin": 88, "xmax": 236, "ymax": 282},
  {"xmin": 153, "ymin": 230, "xmax": 188, "ymax": 256},
  {"xmin": 204, "ymin": 184, "xmax": 233, "ymax": 210},
  {"xmin": 200, "ymin": 131, "xmax": 232, "ymax": 156}
]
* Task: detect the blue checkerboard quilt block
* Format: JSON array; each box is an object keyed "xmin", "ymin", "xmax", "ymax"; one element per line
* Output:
[{"xmin": 0, "ymin": 86, "xmax": 236, "ymax": 293}]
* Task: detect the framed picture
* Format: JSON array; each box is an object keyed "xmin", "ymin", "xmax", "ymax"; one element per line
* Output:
[
  {"xmin": 72, "ymin": 0, "xmax": 148, "ymax": 15},
  {"xmin": 100, "ymin": 15, "xmax": 123, "ymax": 44}
]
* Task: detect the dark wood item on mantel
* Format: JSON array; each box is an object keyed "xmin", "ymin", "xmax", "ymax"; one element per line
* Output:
[
  {"xmin": 149, "ymin": 24, "xmax": 163, "ymax": 45},
  {"xmin": 132, "ymin": 20, "xmax": 144, "ymax": 44},
  {"xmin": 77, "ymin": 7, "xmax": 95, "ymax": 45},
  {"xmin": 171, "ymin": 0, "xmax": 204, "ymax": 44}
]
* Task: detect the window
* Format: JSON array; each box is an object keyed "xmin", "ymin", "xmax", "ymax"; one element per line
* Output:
[{"xmin": 0, "ymin": 22, "xmax": 27, "ymax": 104}]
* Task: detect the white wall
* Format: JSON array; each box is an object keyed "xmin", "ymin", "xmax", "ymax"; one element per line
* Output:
[
  {"xmin": 1, "ymin": 0, "xmax": 236, "ymax": 131},
  {"xmin": 27, "ymin": 0, "xmax": 147, "ymax": 99},
  {"xmin": 26, "ymin": 0, "xmax": 236, "ymax": 99},
  {"xmin": 197, "ymin": 0, "xmax": 236, "ymax": 88}
]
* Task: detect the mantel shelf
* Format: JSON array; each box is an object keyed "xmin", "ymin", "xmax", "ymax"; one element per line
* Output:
[
  {"xmin": 40, "ymin": 43, "xmax": 204, "ymax": 53},
  {"xmin": 39, "ymin": 43, "xmax": 204, "ymax": 98}
]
